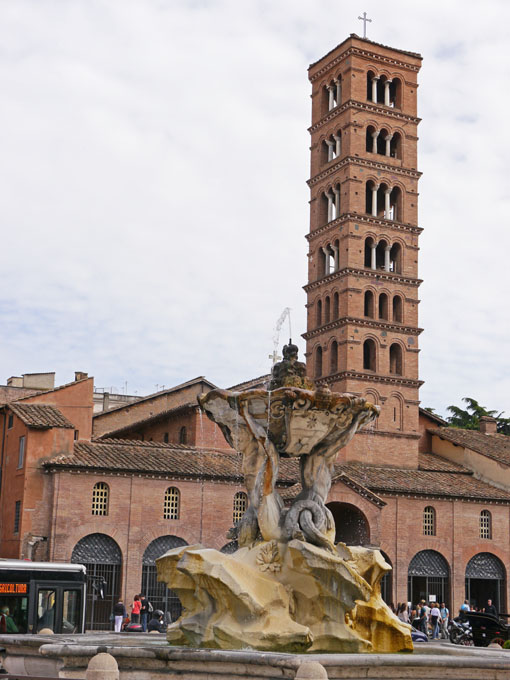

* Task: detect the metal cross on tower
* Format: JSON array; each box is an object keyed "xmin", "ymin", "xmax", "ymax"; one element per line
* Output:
[{"xmin": 358, "ymin": 12, "xmax": 372, "ymax": 39}]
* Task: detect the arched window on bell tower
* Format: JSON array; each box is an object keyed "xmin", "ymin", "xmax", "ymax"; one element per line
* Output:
[
  {"xmin": 363, "ymin": 339, "xmax": 376, "ymax": 371},
  {"xmin": 324, "ymin": 296, "xmax": 331, "ymax": 324},
  {"xmin": 379, "ymin": 293, "xmax": 389, "ymax": 320},
  {"xmin": 364, "ymin": 290, "xmax": 374, "ymax": 318},
  {"xmin": 390, "ymin": 243, "xmax": 402, "ymax": 273},
  {"xmin": 392, "ymin": 295, "xmax": 403, "ymax": 322},
  {"xmin": 316, "ymin": 299, "xmax": 322, "ymax": 328},
  {"xmin": 389, "ymin": 343, "xmax": 403, "ymax": 375},
  {"xmin": 315, "ymin": 346, "xmax": 323, "ymax": 378},
  {"xmin": 333, "ymin": 292, "xmax": 339, "ymax": 320},
  {"xmin": 330, "ymin": 341, "xmax": 338, "ymax": 374}
]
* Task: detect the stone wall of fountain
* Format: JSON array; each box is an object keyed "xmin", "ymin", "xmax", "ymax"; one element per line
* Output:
[{"xmin": 156, "ymin": 343, "xmax": 412, "ymax": 653}]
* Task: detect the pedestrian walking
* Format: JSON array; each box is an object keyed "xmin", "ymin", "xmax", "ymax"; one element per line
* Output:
[
  {"xmin": 439, "ymin": 602, "xmax": 449, "ymax": 639},
  {"xmin": 130, "ymin": 594, "xmax": 141, "ymax": 624},
  {"xmin": 113, "ymin": 599, "xmax": 126, "ymax": 633},
  {"xmin": 486, "ymin": 599, "xmax": 498, "ymax": 618},
  {"xmin": 397, "ymin": 603, "xmax": 409, "ymax": 623},
  {"xmin": 429, "ymin": 603, "xmax": 440, "ymax": 639},
  {"xmin": 418, "ymin": 600, "xmax": 428, "ymax": 635},
  {"xmin": 139, "ymin": 593, "xmax": 152, "ymax": 632}
]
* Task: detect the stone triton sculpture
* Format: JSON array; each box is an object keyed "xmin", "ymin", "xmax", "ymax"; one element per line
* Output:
[{"xmin": 156, "ymin": 343, "xmax": 413, "ymax": 653}]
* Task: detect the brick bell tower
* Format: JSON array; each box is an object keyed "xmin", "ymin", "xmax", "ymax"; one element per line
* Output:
[{"xmin": 303, "ymin": 35, "xmax": 423, "ymax": 468}]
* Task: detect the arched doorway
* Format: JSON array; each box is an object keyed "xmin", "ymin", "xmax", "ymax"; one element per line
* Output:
[
  {"xmin": 141, "ymin": 535, "xmax": 187, "ymax": 622},
  {"xmin": 465, "ymin": 553, "xmax": 506, "ymax": 613},
  {"xmin": 326, "ymin": 502, "xmax": 370, "ymax": 545},
  {"xmin": 407, "ymin": 550, "xmax": 449, "ymax": 608},
  {"xmin": 71, "ymin": 533, "xmax": 122, "ymax": 630}
]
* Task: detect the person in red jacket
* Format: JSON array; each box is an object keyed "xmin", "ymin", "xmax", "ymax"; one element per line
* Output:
[{"xmin": 130, "ymin": 594, "xmax": 141, "ymax": 624}]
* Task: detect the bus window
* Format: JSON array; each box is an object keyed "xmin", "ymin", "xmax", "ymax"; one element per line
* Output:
[
  {"xmin": 0, "ymin": 599, "xmax": 26, "ymax": 633},
  {"xmin": 63, "ymin": 590, "xmax": 81, "ymax": 633},
  {"xmin": 37, "ymin": 589, "xmax": 56, "ymax": 632}
]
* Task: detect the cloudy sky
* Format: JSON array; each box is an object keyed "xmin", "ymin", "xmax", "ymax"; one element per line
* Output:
[{"xmin": 0, "ymin": 0, "xmax": 508, "ymax": 419}]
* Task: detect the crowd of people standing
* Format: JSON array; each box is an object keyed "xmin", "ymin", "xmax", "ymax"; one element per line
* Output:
[
  {"xmin": 390, "ymin": 598, "xmax": 499, "ymax": 640},
  {"xmin": 390, "ymin": 601, "xmax": 450, "ymax": 639},
  {"xmin": 112, "ymin": 593, "xmax": 167, "ymax": 633}
]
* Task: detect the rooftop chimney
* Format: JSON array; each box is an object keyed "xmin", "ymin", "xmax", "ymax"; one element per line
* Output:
[
  {"xmin": 479, "ymin": 416, "xmax": 497, "ymax": 435},
  {"xmin": 75, "ymin": 371, "xmax": 88, "ymax": 381}
]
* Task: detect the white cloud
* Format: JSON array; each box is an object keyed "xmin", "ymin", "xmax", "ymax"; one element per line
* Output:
[{"xmin": 0, "ymin": 0, "xmax": 508, "ymax": 419}]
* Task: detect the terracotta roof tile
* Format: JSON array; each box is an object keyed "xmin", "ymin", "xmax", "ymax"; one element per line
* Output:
[
  {"xmin": 227, "ymin": 375, "xmax": 271, "ymax": 391},
  {"xmin": 429, "ymin": 428, "xmax": 510, "ymax": 468},
  {"xmin": 335, "ymin": 462, "xmax": 510, "ymax": 502},
  {"xmin": 281, "ymin": 473, "xmax": 386, "ymax": 508},
  {"xmin": 96, "ymin": 403, "xmax": 197, "ymax": 439},
  {"xmin": 43, "ymin": 438, "xmax": 510, "ymax": 503},
  {"xmin": 9, "ymin": 403, "xmax": 75, "ymax": 429},
  {"xmin": 93, "ymin": 377, "xmax": 217, "ymax": 417},
  {"xmin": 418, "ymin": 452, "xmax": 469, "ymax": 473},
  {"xmin": 309, "ymin": 33, "xmax": 422, "ymax": 70},
  {"xmin": 44, "ymin": 440, "xmax": 299, "ymax": 483}
]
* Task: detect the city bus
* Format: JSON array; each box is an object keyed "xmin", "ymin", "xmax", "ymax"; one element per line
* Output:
[{"xmin": 0, "ymin": 560, "xmax": 86, "ymax": 634}]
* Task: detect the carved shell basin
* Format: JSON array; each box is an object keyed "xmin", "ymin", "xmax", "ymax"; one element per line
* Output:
[{"xmin": 198, "ymin": 387, "xmax": 380, "ymax": 457}]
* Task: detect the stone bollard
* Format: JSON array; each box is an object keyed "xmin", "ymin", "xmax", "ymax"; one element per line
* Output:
[
  {"xmin": 295, "ymin": 661, "xmax": 328, "ymax": 679},
  {"xmin": 86, "ymin": 652, "xmax": 119, "ymax": 680}
]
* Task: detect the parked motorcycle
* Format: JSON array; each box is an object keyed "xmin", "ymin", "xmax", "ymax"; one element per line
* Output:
[{"xmin": 449, "ymin": 616, "xmax": 473, "ymax": 645}]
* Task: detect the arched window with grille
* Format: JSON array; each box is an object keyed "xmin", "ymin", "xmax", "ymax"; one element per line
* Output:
[
  {"xmin": 91, "ymin": 482, "xmax": 109, "ymax": 516},
  {"xmin": 141, "ymin": 535, "xmax": 188, "ymax": 622},
  {"xmin": 233, "ymin": 491, "xmax": 247, "ymax": 525},
  {"xmin": 72, "ymin": 533, "xmax": 121, "ymax": 630},
  {"xmin": 480, "ymin": 510, "xmax": 492, "ymax": 539},
  {"xmin": 423, "ymin": 506, "xmax": 436, "ymax": 536},
  {"xmin": 164, "ymin": 487, "xmax": 180, "ymax": 520}
]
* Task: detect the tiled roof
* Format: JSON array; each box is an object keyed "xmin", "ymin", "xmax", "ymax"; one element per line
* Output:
[
  {"xmin": 335, "ymin": 462, "xmax": 510, "ymax": 502},
  {"xmin": 281, "ymin": 472, "xmax": 386, "ymax": 508},
  {"xmin": 227, "ymin": 375, "xmax": 271, "ymax": 391},
  {"xmin": 93, "ymin": 377, "xmax": 217, "ymax": 418},
  {"xmin": 419, "ymin": 408, "xmax": 448, "ymax": 426},
  {"xmin": 418, "ymin": 452, "xmax": 469, "ymax": 473},
  {"xmin": 44, "ymin": 439, "xmax": 299, "ymax": 483},
  {"xmin": 96, "ymin": 403, "xmax": 197, "ymax": 439},
  {"xmin": 309, "ymin": 33, "xmax": 422, "ymax": 70},
  {"xmin": 42, "ymin": 437, "xmax": 510, "ymax": 502},
  {"xmin": 9, "ymin": 403, "xmax": 75, "ymax": 429},
  {"xmin": 429, "ymin": 428, "xmax": 510, "ymax": 468}
]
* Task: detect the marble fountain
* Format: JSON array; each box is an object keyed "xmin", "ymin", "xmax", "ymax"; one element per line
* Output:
[{"xmin": 156, "ymin": 341, "xmax": 410, "ymax": 654}]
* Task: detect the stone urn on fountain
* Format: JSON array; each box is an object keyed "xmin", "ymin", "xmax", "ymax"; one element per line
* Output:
[{"xmin": 156, "ymin": 342, "xmax": 412, "ymax": 653}]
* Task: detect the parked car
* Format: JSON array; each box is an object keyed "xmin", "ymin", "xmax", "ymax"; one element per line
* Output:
[
  {"xmin": 466, "ymin": 612, "xmax": 510, "ymax": 647},
  {"xmin": 411, "ymin": 626, "xmax": 427, "ymax": 643}
]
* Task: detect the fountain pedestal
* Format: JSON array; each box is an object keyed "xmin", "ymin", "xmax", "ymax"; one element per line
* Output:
[{"xmin": 157, "ymin": 538, "xmax": 412, "ymax": 653}]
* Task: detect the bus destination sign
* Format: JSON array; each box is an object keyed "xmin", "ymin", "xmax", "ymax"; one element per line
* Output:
[{"xmin": 0, "ymin": 583, "xmax": 28, "ymax": 594}]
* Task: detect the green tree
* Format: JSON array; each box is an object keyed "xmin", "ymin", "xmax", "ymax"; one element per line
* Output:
[{"xmin": 446, "ymin": 397, "xmax": 510, "ymax": 435}]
